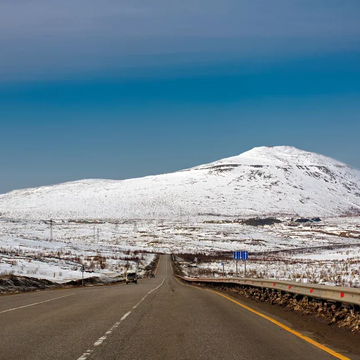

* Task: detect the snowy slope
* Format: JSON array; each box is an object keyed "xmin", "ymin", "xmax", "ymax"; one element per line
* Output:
[{"xmin": 1, "ymin": 146, "xmax": 360, "ymax": 220}]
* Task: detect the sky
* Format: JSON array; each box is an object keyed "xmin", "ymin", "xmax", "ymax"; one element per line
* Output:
[{"xmin": 0, "ymin": 0, "xmax": 360, "ymax": 194}]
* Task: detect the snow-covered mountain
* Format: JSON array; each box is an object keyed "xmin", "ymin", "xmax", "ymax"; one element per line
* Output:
[{"xmin": 1, "ymin": 146, "xmax": 360, "ymax": 220}]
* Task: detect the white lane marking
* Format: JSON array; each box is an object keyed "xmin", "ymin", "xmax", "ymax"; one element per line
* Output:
[
  {"xmin": 77, "ymin": 272, "xmax": 167, "ymax": 360},
  {"xmin": 133, "ymin": 276, "xmax": 166, "ymax": 310},
  {"xmin": 0, "ymin": 294, "xmax": 76, "ymax": 314},
  {"xmin": 121, "ymin": 311, "xmax": 131, "ymax": 321},
  {"xmin": 77, "ymin": 350, "xmax": 93, "ymax": 360},
  {"xmin": 93, "ymin": 336, "xmax": 107, "ymax": 346}
]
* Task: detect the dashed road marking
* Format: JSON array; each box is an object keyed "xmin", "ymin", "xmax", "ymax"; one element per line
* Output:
[{"xmin": 77, "ymin": 276, "xmax": 167, "ymax": 360}]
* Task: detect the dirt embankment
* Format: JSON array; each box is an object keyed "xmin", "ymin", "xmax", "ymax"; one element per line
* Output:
[
  {"xmin": 0, "ymin": 256, "xmax": 160, "ymax": 295},
  {"xmin": 0, "ymin": 275, "xmax": 59, "ymax": 294},
  {"xmin": 0, "ymin": 274, "xmax": 124, "ymax": 295},
  {"xmin": 145, "ymin": 254, "xmax": 160, "ymax": 275}
]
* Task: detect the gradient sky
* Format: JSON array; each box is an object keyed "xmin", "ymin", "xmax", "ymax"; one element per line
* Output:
[{"xmin": 1, "ymin": 0, "xmax": 360, "ymax": 194}]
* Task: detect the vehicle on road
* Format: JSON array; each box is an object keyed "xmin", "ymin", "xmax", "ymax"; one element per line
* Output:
[{"xmin": 126, "ymin": 271, "xmax": 138, "ymax": 284}]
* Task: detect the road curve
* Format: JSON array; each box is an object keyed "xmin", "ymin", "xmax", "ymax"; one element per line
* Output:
[{"xmin": 0, "ymin": 255, "xmax": 356, "ymax": 360}]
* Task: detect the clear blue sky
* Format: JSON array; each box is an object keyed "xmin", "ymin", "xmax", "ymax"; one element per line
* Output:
[{"xmin": 0, "ymin": 0, "xmax": 360, "ymax": 194}]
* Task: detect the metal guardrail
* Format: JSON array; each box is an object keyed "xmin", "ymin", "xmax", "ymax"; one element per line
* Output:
[{"xmin": 177, "ymin": 276, "xmax": 360, "ymax": 306}]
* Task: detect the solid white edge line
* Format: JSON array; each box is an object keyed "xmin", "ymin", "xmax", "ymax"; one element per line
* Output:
[
  {"xmin": 121, "ymin": 311, "xmax": 131, "ymax": 321},
  {"xmin": 0, "ymin": 293, "xmax": 76, "ymax": 314}
]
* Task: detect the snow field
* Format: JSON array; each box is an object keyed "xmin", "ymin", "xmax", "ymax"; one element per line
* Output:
[
  {"xmin": 182, "ymin": 252, "xmax": 360, "ymax": 288},
  {"xmin": 1, "ymin": 215, "xmax": 360, "ymax": 286}
]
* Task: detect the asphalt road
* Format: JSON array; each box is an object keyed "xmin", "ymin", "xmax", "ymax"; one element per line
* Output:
[{"xmin": 0, "ymin": 255, "xmax": 356, "ymax": 360}]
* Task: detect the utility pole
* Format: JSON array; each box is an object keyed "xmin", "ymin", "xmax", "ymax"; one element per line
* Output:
[{"xmin": 49, "ymin": 219, "xmax": 54, "ymax": 241}]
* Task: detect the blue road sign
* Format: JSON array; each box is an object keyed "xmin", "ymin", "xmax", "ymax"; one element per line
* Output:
[{"xmin": 234, "ymin": 251, "xmax": 248, "ymax": 260}]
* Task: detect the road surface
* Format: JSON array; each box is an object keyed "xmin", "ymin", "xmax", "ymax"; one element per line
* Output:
[{"xmin": 0, "ymin": 255, "xmax": 356, "ymax": 359}]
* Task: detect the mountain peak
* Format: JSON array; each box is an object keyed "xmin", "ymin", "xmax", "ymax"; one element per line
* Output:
[{"xmin": 199, "ymin": 146, "xmax": 346, "ymax": 168}]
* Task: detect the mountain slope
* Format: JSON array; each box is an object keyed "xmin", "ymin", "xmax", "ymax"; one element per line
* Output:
[{"xmin": 1, "ymin": 146, "xmax": 360, "ymax": 219}]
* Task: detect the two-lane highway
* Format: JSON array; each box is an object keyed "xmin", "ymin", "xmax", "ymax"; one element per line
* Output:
[{"xmin": 0, "ymin": 255, "xmax": 357, "ymax": 359}]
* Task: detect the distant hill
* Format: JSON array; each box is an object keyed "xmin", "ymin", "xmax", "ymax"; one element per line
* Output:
[{"xmin": 1, "ymin": 146, "xmax": 360, "ymax": 220}]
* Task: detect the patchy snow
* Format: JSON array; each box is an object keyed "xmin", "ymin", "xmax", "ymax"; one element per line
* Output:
[
  {"xmin": 175, "ymin": 216, "xmax": 360, "ymax": 288},
  {"xmin": 0, "ymin": 214, "xmax": 360, "ymax": 286},
  {"xmin": 0, "ymin": 219, "xmax": 157, "ymax": 283}
]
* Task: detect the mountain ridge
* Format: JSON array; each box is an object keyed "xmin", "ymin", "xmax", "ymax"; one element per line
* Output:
[{"xmin": 1, "ymin": 146, "xmax": 360, "ymax": 220}]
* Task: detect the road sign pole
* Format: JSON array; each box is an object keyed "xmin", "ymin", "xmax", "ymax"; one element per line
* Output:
[
  {"xmin": 81, "ymin": 265, "xmax": 85, "ymax": 286},
  {"xmin": 244, "ymin": 260, "xmax": 246, "ymax": 277},
  {"xmin": 236, "ymin": 260, "xmax": 238, "ymax": 277}
]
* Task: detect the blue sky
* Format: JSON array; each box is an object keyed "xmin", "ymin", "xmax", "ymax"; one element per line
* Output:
[{"xmin": 0, "ymin": 0, "xmax": 360, "ymax": 194}]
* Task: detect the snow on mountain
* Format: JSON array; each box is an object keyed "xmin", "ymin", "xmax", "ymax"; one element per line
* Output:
[{"xmin": 1, "ymin": 146, "xmax": 360, "ymax": 220}]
